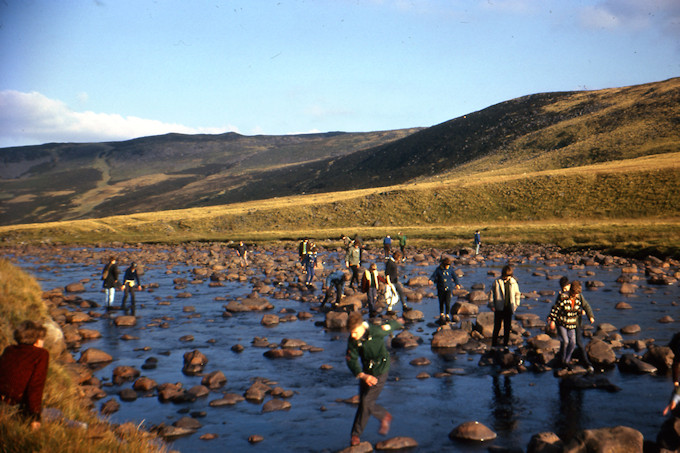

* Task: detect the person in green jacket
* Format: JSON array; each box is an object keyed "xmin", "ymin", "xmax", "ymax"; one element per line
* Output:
[
  {"xmin": 345, "ymin": 311, "xmax": 403, "ymax": 446},
  {"xmin": 397, "ymin": 232, "xmax": 407, "ymax": 257}
]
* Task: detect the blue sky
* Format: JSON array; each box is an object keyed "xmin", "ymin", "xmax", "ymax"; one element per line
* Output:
[{"xmin": 0, "ymin": 0, "xmax": 678, "ymax": 148}]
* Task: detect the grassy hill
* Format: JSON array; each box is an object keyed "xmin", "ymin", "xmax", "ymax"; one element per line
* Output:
[
  {"xmin": 0, "ymin": 129, "xmax": 422, "ymax": 224},
  {"xmin": 2, "ymin": 78, "xmax": 678, "ymax": 227}
]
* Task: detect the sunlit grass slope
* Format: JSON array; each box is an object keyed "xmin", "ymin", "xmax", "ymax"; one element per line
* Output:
[
  {"xmin": 0, "ymin": 259, "xmax": 166, "ymax": 453},
  {"xmin": 1, "ymin": 152, "xmax": 678, "ymax": 255}
]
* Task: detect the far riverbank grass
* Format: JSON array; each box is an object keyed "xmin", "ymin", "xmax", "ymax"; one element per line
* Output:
[{"xmin": 1, "ymin": 153, "xmax": 678, "ymax": 256}]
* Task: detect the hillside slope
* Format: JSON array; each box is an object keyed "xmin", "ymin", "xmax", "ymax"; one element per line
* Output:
[
  {"xmin": 0, "ymin": 129, "xmax": 421, "ymax": 224},
  {"xmin": 1, "ymin": 77, "xmax": 678, "ymax": 226}
]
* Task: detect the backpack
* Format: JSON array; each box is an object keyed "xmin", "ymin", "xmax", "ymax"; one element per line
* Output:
[
  {"xmin": 102, "ymin": 264, "xmax": 109, "ymax": 281},
  {"xmin": 361, "ymin": 273, "xmax": 369, "ymax": 293}
]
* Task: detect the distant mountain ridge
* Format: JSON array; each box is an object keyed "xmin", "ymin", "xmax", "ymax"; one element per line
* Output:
[{"xmin": 1, "ymin": 77, "xmax": 678, "ymax": 226}]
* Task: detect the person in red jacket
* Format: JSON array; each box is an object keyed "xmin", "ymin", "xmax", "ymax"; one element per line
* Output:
[{"xmin": 0, "ymin": 320, "xmax": 49, "ymax": 429}]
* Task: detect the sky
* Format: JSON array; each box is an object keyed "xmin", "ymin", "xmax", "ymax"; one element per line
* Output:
[{"xmin": 0, "ymin": 0, "xmax": 678, "ymax": 149}]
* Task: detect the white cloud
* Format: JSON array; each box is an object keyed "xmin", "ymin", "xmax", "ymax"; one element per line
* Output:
[
  {"xmin": 579, "ymin": 0, "xmax": 680, "ymax": 35},
  {"xmin": 0, "ymin": 90, "xmax": 239, "ymax": 148}
]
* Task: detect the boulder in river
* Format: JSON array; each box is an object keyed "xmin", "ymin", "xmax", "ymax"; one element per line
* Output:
[
  {"xmin": 564, "ymin": 425, "xmax": 642, "ymax": 452},
  {"xmin": 449, "ymin": 420, "xmax": 497, "ymax": 442}
]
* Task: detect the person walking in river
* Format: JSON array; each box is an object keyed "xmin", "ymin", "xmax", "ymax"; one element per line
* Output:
[
  {"xmin": 488, "ymin": 264, "xmax": 521, "ymax": 349},
  {"xmin": 236, "ymin": 241, "xmax": 248, "ymax": 268},
  {"xmin": 474, "ymin": 230, "xmax": 482, "ymax": 255},
  {"xmin": 383, "ymin": 235, "xmax": 392, "ymax": 257},
  {"xmin": 557, "ymin": 277, "xmax": 595, "ymax": 372},
  {"xmin": 429, "ymin": 256, "xmax": 461, "ymax": 324},
  {"xmin": 362, "ymin": 262, "xmax": 380, "ymax": 317},
  {"xmin": 322, "ymin": 270, "xmax": 348, "ymax": 309},
  {"xmin": 121, "ymin": 262, "xmax": 142, "ymax": 316},
  {"xmin": 548, "ymin": 280, "xmax": 584, "ymax": 369},
  {"xmin": 346, "ymin": 311, "xmax": 403, "ymax": 446},
  {"xmin": 385, "ymin": 251, "xmax": 411, "ymax": 315},
  {"xmin": 345, "ymin": 241, "xmax": 362, "ymax": 290},
  {"xmin": 396, "ymin": 232, "xmax": 407, "ymax": 258},
  {"xmin": 304, "ymin": 246, "xmax": 318, "ymax": 287},
  {"xmin": 101, "ymin": 256, "xmax": 119, "ymax": 311}
]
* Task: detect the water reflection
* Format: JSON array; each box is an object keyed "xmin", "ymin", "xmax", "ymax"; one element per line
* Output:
[
  {"xmin": 491, "ymin": 375, "xmax": 518, "ymax": 432},
  {"xmin": 555, "ymin": 381, "xmax": 584, "ymax": 442}
]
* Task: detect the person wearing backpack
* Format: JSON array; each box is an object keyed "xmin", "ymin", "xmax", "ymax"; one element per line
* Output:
[
  {"xmin": 101, "ymin": 256, "xmax": 119, "ymax": 311},
  {"xmin": 362, "ymin": 262, "xmax": 380, "ymax": 317}
]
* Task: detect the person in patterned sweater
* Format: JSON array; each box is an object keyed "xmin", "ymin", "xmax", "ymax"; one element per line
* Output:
[{"xmin": 548, "ymin": 280, "xmax": 584, "ymax": 368}]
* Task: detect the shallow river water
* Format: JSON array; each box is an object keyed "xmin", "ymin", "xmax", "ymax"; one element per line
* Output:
[{"xmin": 8, "ymin": 245, "xmax": 680, "ymax": 452}]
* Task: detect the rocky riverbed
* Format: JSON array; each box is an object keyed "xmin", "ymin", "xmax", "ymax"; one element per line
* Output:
[{"xmin": 4, "ymin": 241, "xmax": 680, "ymax": 452}]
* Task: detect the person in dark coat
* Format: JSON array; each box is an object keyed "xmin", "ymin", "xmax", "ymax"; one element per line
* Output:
[
  {"xmin": 0, "ymin": 320, "xmax": 49, "ymax": 430},
  {"xmin": 121, "ymin": 262, "xmax": 142, "ymax": 316},
  {"xmin": 346, "ymin": 311, "xmax": 402, "ymax": 446},
  {"xmin": 101, "ymin": 256, "xmax": 119, "ymax": 311},
  {"xmin": 429, "ymin": 256, "xmax": 461, "ymax": 324},
  {"xmin": 322, "ymin": 270, "xmax": 348, "ymax": 308}
]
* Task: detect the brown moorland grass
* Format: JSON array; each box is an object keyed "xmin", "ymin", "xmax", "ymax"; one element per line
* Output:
[
  {"xmin": 0, "ymin": 153, "xmax": 678, "ymax": 255},
  {"xmin": 0, "ymin": 259, "xmax": 166, "ymax": 453}
]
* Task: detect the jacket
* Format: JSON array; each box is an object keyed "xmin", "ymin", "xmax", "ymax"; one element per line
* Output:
[
  {"xmin": 0, "ymin": 344, "xmax": 49, "ymax": 420},
  {"xmin": 488, "ymin": 276, "xmax": 521, "ymax": 312},
  {"xmin": 345, "ymin": 246, "xmax": 361, "ymax": 267},
  {"xmin": 430, "ymin": 266, "xmax": 460, "ymax": 294},
  {"xmin": 102, "ymin": 263, "xmax": 119, "ymax": 289},
  {"xmin": 548, "ymin": 293, "xmax": 583, "ymax": 329},
  {"xmin": 385, "ymin": 257, "xmax": 400, "ymax": 284},
  {"xmin": 346, "ymin": 320, "xmax": 402, "ymax": 377},
  {"xmin": 326, "ymin": 270, "xmax": 345, "ymax": 288}
]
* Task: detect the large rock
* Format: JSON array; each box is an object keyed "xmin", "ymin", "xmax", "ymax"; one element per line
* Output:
[
  {"xmin": 586, "ymin": 339, "xmax": 616, "ymax": 369},
  {"xmin": 391, "ymin": 330, "xmax": 421, "ymax": 349},
  {"xmin": 325, "ymin": 311, "xmax": 348, "ymax": 330},
  {"xmin": 643, "ymin": 345, "xmax": 674, "ymax": 373},
  {"xmin": 449, "ymin": 421, "xmax": 497, "ymax": 441},
  {"xmin": 403, "ymin": 309, "xmax": 424, "ymax": 322},
  {"xmin": 375, "ymin": 437, "xmax": 419, "ymax": 450},
  {"xmin": 209, "ymin": 393, "xmax": 245, "ymax": 407},
  {"xmin": 431, "ymin": 326, "xmax": 470, "ymax": 349},
  {"xmin": 65, "ymin": 282, "xmax": 86, "ymax": 293},
  {"xmin": 133, "ymin": 377, "xmax": 158, "ymax": 392},
  {"xmin": 245, "ymin": 381, "xmax": 272, "ymax": 403},
  {"xmin": 112, "ymin": 366, "xmax": 140, "ymax": 385},
  {"xmin": 527, "ymin": 432, "xmax": 563, "ymax": 453},
  {"xmin": 564, "ymin": 426, "xmax": 642, "ymax": 453},
  {"xmin": 201, "ymin": 371, "xmax": 227, "ymax": 389},
  {"xmin": 182, "ymin": 350, "xmax": 208, "ymax": 376},
  {"xmin": 452, "ymin": 301, "xmax": 479, "ymax": 316},
  {"xmin": 407, "ymin": 276, "xmax": 430, "ymax": 287},
  {"xmin": 78, "ymin": 348, "xmax": 113, "ymax": 365},
  {"xmin": 617, "ymin": 354, "xmax": 658, "ymax": 374},
  {"xmin": 114, "ymin": 315, "xmax": 137, "ymax": 327},
  {"xmin": 260, "ymin": 314, "xmax": 280, "ymax": 326},
  {"xmin": 262, "ymin": 399, "xmax": 291, "ymax": 413},
  {"xmin": 467, "ymin": 290, "xmax": 488, "ymax": 304}
]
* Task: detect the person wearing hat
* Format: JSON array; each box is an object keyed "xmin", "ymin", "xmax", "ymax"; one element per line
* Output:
[
  {"xmin": 429, "ymin": 256, "xmax": 461, "ymax": 324},
  {"xmin": 121, "ymin": 262, "xmax": 142, "ymax": 316}
]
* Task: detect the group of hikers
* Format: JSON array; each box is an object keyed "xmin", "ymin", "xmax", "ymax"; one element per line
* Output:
[{"xmin": 5, "ymin": 237, "xmax": 680, "ymax": 449}]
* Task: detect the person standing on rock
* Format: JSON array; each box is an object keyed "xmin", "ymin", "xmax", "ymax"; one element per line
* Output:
[
  {"xmin": 101, "ymin": 256, "xmax": 119, "ymax": 311},
  {"xmin": 488, "ymin": 264, "xmax": 521, "ymax": 349},
  {"xmin": 383, "ymin": 235, "xmax": 392, "ymax": 257},
  {"xmin": 304, "ymin": 246, "xmax": 318, "ymax": 287},
  {"xmin": 236, "ymin": 241, "xmax": 248, "ymax": 267},
  {"xmin": 120, "ymin": 262, "xmax": 142, "ymax": 316},
  {"xmin": 557, "ymin": 277, "xmax": 595, "ymax": 372},
  {"xmin": 362, "ymin": 262, "xmax": 380, "ymax": 317},
  {"xmin": 0, "ymin": 320, "xmax": 49, "ymax": 430},
  {"xmin": 346, "ymin": 311, "xmax": 403, "ymax": 446},
  {"xmin": 397, "ymin": 232, "xmax": 407, "ymax": 258},
  {"xmin": 548, "ymin": 280, "xmax": 584, "ymax": 368},
  {"xmin": 345, "ymin": 241, "xmax": 362, "ymax": 290},
  {"xmin": 322, "ymin": 270, "xmax": 348, "ymax": 309},
  {"xmin": 429, "ymin": 256, "xmax": 461, "ymax": 324},
  {"xmin": 385, "ymin": 251, "xmax": 411, "ymax": 314},
  {"xmin": 474, "ymin": 230, "xmax": 482, "ymax": 255}
]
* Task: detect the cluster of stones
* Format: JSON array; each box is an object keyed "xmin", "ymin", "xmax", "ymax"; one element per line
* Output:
[{"xmin": 10, "ymin": 240, "xmax": 680, "ymax": 451}]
